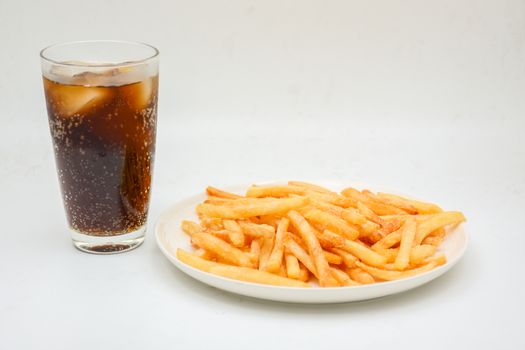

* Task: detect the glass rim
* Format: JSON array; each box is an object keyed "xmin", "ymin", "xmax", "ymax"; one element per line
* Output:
[{"xmin": 40, "ymin": 40, "xmax": 159, "ymax": 68}]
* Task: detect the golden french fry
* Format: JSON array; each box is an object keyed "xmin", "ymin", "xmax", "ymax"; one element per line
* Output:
[
  {"xmin": 209, "ymin": 265, "xmax": 310, "ymax": 287},
  {"xmin": 177, "ymin": 249, "xmax": 221, "ymax": 272},
  {"xmin": 197, "ymin": 249, "xmax": 216, "ymax": 261},
  {"xmin": 364, "ymin": 190, "xmax": 418, "ymax": 214},
  {"xmin": 356, "ymin": 201, "xmax": 385, "ymax": 225},
  {"xmin": 355, "ymin": 257, "xmax": 446, "ymax": 281},
  {"xmin": 372, "ymin": 227, "xmax": 403, "ymax": 251},
  {"xmin": 410, "ymin": 244, "xmax": 436, "ymax": 266},
  {"xmin": 415, "ymin": 211, "xmax": 466, "ymax": 244},
  {"xmin": 246, "ymin": 185, "xmax": 306, "ymax": 198},
  {"xmin": 196, "ymin": 197, "xmax": 309, "ymax": 219},
  {"xmin": 330, "ymin": 268, "xmax": 360, "ymax": 286},
  {"xmin": 284, "ymin": 237, "xmax": 318, "ymax": 278},
  {"xmin": 377, "ymin": 193, "xmax": 442, "ymax": 214},
  {"xmin": 258, "ymin": 236, "xmax": 274, "ymax": 271},
  {"xmin": 374, "ymin": 247, "xmax": 398, "ymax": 263},
  {"xmin": 348, "ymin": 268, "xmax": 375, "ymax": 284},
  {"xmin": 223, "ymin": 219, "xmax": 245, "ymax": 247},
  {"xmin": 238, "ymin": 221, "xmax": 275, "ymax": 239},
  {"xmin": 341, "ymin": 239, "xmax": 387, "ymax": 267},
  {"xmin": 205, "ymin": 230, "xmax": 231, "ymax": 241},
  {"xmin": 357, "ymin": 220, "xmax": 381, "ymax": 235},
  {"xmin": 331, "ymin": 248, "xmax": 358, "ymax": 268},
  {"xmin": 288, "ymin": 210, "xmax": 337, "ymax": 287},
  {"xmin": 191, "ymin": 231, "xmax": 253, "ymax": 268},
  {"xmin": 379, "ymin": 214, "xmax": 433, "ymax": 222},
  {"xmin": 250, "ymin": 239, "xmax": 261, "ymax": 268},
  {"xmin": 206, "ymin": 186, "xmax": 243, "ymax": 199},
  {"xmin": 315, "ymin": 229, "xmax": 346, "ymax": 249},
  {"xmin": 298, "ymin": 263, "xmax": 310, "ymax": 282},
  {"xmin": 257, "ymin": 215, "xmax": 281, "ymax": 228},
  {"xmin": 181, "ymin": 220, "xmax": 203, "ymax": 236},
  {"xmin": 285, "ymin": 252, "xmax": 301, "ymax": 279},
  {"xmin": 288, "ymin": 181, "xmax": 331, "ymax": 193},
  {"xmin": 266, "ymin": 218, "xmax": 290, "ymax": 273},
  {"xmin": 200, "ymin": 217, "xmax": 224, "ymax": 230},
  {"xmin": 422, "ymin": 235, "xmax": 444, "ymax": 246},
  {"xmin": 394, "ymin": 218, "xmax": 416, "ymax": 270},
  {"xmin": 305, "ymin": 191, "xmax": 354, "ymax": 208},
  {"xmin": 304, "ymin": 208, "xmax": 359, "ymax": 240},
  {"xmin": 324, "ymin": 250, "xmax": 343, "ymax": 265},
  {"xmin": 342, "ymin": 187, "xmax": 407, "ymax": 215}
]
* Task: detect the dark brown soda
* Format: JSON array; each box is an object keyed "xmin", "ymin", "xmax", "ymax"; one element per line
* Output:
[{"xmin": 43, "ymin": 75, "xmax": 158, "ymax": 236}]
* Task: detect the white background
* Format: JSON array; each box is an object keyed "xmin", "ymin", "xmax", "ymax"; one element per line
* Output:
[{"xmin": 1, "ymin": 0, "xmax": 524, "ymax": 349}]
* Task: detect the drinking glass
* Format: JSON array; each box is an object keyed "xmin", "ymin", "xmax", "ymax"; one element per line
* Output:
[{"xmin": 40, "ymin": 41, "xmax": 159, "ymax": 254}]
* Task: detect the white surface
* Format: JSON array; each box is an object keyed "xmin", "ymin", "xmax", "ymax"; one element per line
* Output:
[
  {"xmin": 0, "ymin": 0, "xmax": 524, "ymax": 349},
  {"xmin": 155, "ymin": 182, "xmax": 468, "ymax": 303}
]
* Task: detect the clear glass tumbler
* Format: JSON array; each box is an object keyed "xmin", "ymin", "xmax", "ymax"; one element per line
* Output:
[{"xmin": 40, "ymin": 41, "xmax": 159, "ymax": 254}]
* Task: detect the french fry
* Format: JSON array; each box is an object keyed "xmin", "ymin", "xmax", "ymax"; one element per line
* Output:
[
  {"xmin": 223, "ymin": 219, "xmax": 245, "ymax": 247},
  {"xmin": 356, "ymin": 201, "xmax": 385, "ymax": 225},
  {"xmin": 209, "ymin": 265, "xmax": 310, "ymax": 287},
  {"xmin": 258, "ymin": 237, "xmax": 274, "ymax": 271},
  {"xmin": 342, "ymin": 187, "xmax": 407, "ymax": 215},
  {"xmin": 238, "ymin": 221, "xmax": 275, "ymax": 239},
  {"xmin": 200, "ymin": 217, "xmax": 224, "ymax": 230},
  {"xmin": 288, "ymin": 181, "xmax": 331, "ymax": 193},
  {"xmin": 410, "ymin": 244, "xmax": 436, "ymax": 266},
  {"xmin": 355, "ymin": 258, "xmax": 446, "ymax": 281},
  {"xmin": 331, "ymin": 248, "xmax": 358, "ymax": 268},
  {"xmin": 305, "ymin": 191, "xmax": 354, "ymax": 208},
  {"xmin": 364, "ymin": 190, "xmax": 418, "ymax": 214},
  {"xmin": 315, "ymin": 229, "xmax": 346, "ymax": 249},
  {"xmin": 324, "ymin": 250, "xmax": 343, "ymax": 265},
  {"xmin": 266, "ymin": 218, "xmax": 289, "ymax": 273},
  {"xmin": 341, "ymin": 239, "xmax": 388, "ymax": 267},
  {"xmin": 377, "ymin": 193, "xmax": 442, "ymax": 214},
  {"xmin": 197, "ymin": 249, "xmax": 216, "ymax": 261},
  {"xmin": 177, "ymin": 248, "xmax": 221, "ymax": 272},
  {"xmin": 298, "ymin": 263, "xmax": 310, "ymax": 282},
  {"xmin": 284, "ymin": 237, "xmax": 318, "ymax": 278},
  {"xmin": 285, "ymin": 252, "xmax": 301, "ymax": 279},
  {"xmin": 304, "ymin": 208, "xmax": 359, "ymax": 240},
  {"xmin": 205, "ymin": 230, "xmax": 230, "ymax": 241},
  {"xmin": 191, "ymin": 231, "xmax": 253, "ymax": 268},
  {"xmin": 330, "ymin": 268, "xmax": 360, "ymax": 286},
  {"xmin": 394, "ymin": 218, "xmax": 416, "ymax": 270},
  {"xmin": 250, "ymin": 239, "xmax": 261, "ymax": 268},
  {"xmin": 257, "ymin": 215, "xmax": 282, "ymax": 228},
  {"xmin": 374, "ymin": 248, "xmax": 398, "ymax": 263},
  {"xmin": 196, "ymin": 197, "xmax": 309, "ymax": 219},
  {"xmin": 181, "ymin": 220, "xmax": 203, "ymax": 236},
  {"xmin": 288, "ymin": 211, "xmax": 336, "ymax": 287},
  {"xmin": 372, "ymin": 228, "xmax": 403, "ymax": 251},
  {"xmin": 206, "ymin": 186, "xmax": 243, "ymax": 199},
  {"xmin": 379, "ymin": 214, "xmax": 433, "ymax": 222},
  {"xmin": 422, "ymin": 235, "xmax": 444, "ymax": 246},
  {"xmin": 348, "ymin": 268, "xmax": 375, "ymax": 284},
  {"xmin": 415, "ymin": 211, "xmax": 466, "ymax": 244},
  {"xmin": 246, "ymin": 185, "xmax": 306, "ymax": 198}
]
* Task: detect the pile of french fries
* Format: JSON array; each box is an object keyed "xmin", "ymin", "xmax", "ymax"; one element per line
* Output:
[{"xmin": 177, "ymin": 181, "xmax": 466, "ymax": 288}]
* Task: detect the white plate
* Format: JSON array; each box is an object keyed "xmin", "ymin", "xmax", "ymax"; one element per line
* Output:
[{"xmin": 155, "ymin": 182, "xmax": 468, "ymax": 304}]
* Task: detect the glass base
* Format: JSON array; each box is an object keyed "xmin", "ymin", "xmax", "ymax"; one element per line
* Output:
[{"xmin": 71, "ymin": 225, "xmax": 146, "ymax": 254}]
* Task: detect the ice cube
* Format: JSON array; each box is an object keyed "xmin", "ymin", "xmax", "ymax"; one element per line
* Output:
[
  {"xmin": 72, "ymin": 69, "xmax": 120, "ymax": 86},
  {"xmin": 120, "ymin": 77, "xmax": 154, "ymax": 111},
  {"xmin": 48, "ymin": 83, "xmax": 115, "ymax": 117}
]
